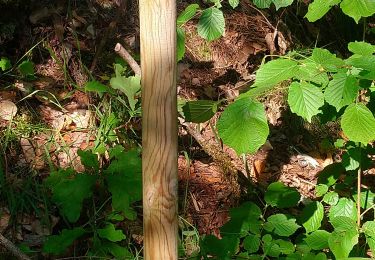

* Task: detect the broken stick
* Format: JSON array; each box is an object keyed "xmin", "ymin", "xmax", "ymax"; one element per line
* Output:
[{"xmin": 114, "ymin": 43, "xmax": 141, "ymax": 76}]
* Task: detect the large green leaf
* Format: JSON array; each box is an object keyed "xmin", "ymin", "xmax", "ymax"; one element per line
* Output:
[
  {"xmin": 300, "ymin": 201, "xmax": 324, "ymax": 233},
  {"xmin": 328, "ymin": 198, "xmax": 357, "ymax": 221},
  {"xmin": 265, "ymin": 214, "xmax": 300, "ymax": 237},
  {"xmin": 328, "ymin": 217, "xmax": 358, "ymax": 259},
  {"xmin": 323, "ymin": 191, "xmax": 339, "ymax": 205},
  {"xmin": 217, "ymin": 97, "xmax": 269, "ymax": 154},
  {"xmin": 348, "ymin": 41, "xmax": 375, "ymax": 56},
  {"xmin": 311, "ymin": 48, "xmax": 345, "ymax": 72},
  {"xmin": 106, "ymin": 150, "xmax": 142, "ymax": 220},
  {"xmin": 254, "ymin": 59, "xmax": 299, "ymax": 88},
  {"xmin": 287, "ymin": 81, "xmax": 324, "ymax": 122},
  {"xmin": 220, "ymin": 202, "xmax": 262, "ymax": 237},
  {"xmin": 0, "ymin": 57, "xmax": 11, "ymax": 71},
  {"xmin": 45, "ymin": 169, "xmax": 97, "ymax": 223},
  {"xmin": 201, "ymin": 235, "xmax": 240, "ymax": 259},
  {"xmin": 324, "ymin": 73, "xmax": 358, "ymax": 111},
  {"xmin": 43, "ymin": 228, "xmax": 86, "ymax": 255},
  {"xmin": 243, "ymin": 234, "xmax": 261, "ymax": 253},
  {"xmin": 97, "ymin": 223, "xmax": 126, "ymax": 242},
  {"xmin": 362, "ymin": 221, "xmax": 375, "ymax": 252},
  {"xmin": 85, "ymin": 81, "xmax": 111, "ymax": 93},
  {"xmin": 177, "ymin": 28, "xmax": 186, "ymax": 62},
  {"xmin": 253, "ymin": 0, "xmax": 272, "ymax": 8},
  {"xmin": 305, "ymin": 230, "xmax": 330, "ymax": 250},
  {"xmin": 182, "ymin": 100, "xmax": 218, "ymax": 123},
  {"xmin": 197, "ymin": 7, "xmax": 225, "ymax": 41},
  {"xmin": 265, "ymin": 182, "xmax": 300, "ymax": 208},
  {"xmin": 341, "ymin": 103, "xmax": 375, "ymax": 144},
  {"xmin": 177, "ymin": 4, "xmax": 199, "ymax": 26},
  {"xmin": 353, "ymin": 189, "xmax": 375, "ymax": 209},
  {"xmin": 272, "ymin": 0, "xmax": 294, "ymax": 10},
  {"xmin": 346, "ymin": 54, "xmax": 375, "ymax": 71},
  {"xmin": 294, "ymin": 61, "xmax": 329, "ymax": 86},
  {"xmin": 340, "ymin": 0, "xmax": 375, "ymax": 23},
  {"xmin": 305, "ymin": 0, "xmax": 341, "ymax": 22}
]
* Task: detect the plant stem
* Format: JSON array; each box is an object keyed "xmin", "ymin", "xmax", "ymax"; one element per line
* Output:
[{"xmin": 357, "ymin": 166, "xmax": 362, "ymax": 228}]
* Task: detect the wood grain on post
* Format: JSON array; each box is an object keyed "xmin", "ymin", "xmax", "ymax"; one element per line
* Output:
[{"xmin": 139, "ymin": 0, "xmax": 178, "ymax": 259}]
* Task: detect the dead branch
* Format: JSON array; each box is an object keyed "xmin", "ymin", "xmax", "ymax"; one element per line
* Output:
[
  {"xmin": 114, "ymin": 43, "xmax": 141, "ymax": 76},
  {"xmin": 0, "ymin": 233, "xmax": 31, "ymax": 260}
]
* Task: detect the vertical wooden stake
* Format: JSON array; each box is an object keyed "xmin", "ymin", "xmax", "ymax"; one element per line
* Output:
[{"xmin": 140, "ymin": 0, "xmax": 178, "ymax": 259}]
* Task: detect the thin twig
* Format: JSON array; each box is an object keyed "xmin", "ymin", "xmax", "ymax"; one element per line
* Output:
[
  {"xmin": 0, "ymin": 233, "xmax": 31, "ymax": 260},
  {"xmin": 114, "ymin": 43, "xmax": 141, "ymax": 76},
  {"xmin": 357, "ymin": 167, "xmax": 362, "ymax": 228}
]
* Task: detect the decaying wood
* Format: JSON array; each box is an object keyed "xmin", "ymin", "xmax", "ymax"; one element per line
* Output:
[
  {"xmin": 0, "ymin": 233, "xmax": 31, "ymax": 260},
  {"xmin": 140, "ymin": 0, "xmax": 178, "ymax": 259},
  {"xmin": 114, "ymin": 43, "xmax": 141, "ymax": 76}
]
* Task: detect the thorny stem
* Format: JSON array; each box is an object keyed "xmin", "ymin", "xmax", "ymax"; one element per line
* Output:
[{"xmin": 357, "ymin": 166, "xmax": 362, "ymax": 228}]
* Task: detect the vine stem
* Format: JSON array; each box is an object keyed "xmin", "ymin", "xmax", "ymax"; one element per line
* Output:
[{"xmin": 357, "ymin": 166, "xmax": 362, "ymax": 228}]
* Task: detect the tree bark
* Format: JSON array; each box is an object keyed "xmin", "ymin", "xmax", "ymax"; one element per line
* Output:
[{"xmin": 139, "ymin": 0, "xmax": 178, "ymax": 259}]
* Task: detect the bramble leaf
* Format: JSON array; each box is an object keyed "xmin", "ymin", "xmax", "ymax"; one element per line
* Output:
[
  {"xmin": 197, "ymin": 7, "xmax": 225, "ymax": 41},
  {"xmin": 305, "ymin": 230, "xmax": 330, "ymax": 250},
  {"xmin": 362, "ymin": 221, "xmax": 375, "ymax": 252},
  {"xmin": 253, "ymin": 0, "xmax": 272, "ymax": 8},
  {"xmin": 272, "ymin": 0, "xmax": 293, "ymax": 10},
  {"xmin": 177, "ymin": 28, "xmax": 186, "ymax": 62},
  {"xmin": 353, "ymin": 189, "xmax": 375, "ymax": 209},
  {"xmin": 254, "ymin": 59, "xmax": 299, "ymax": 88},
  {"xmin": 328, "ymin": 217, "xmax": 358, "ymax": 259},
  {"xmin": 265, "ymin": 214, "xmax": 300, "ymax": 237},
  {"xmin": 300, "ymin": 201, "xmax": 324, "ymax": 233},
  {"xmin": 305, "ymin": 0, "xmax": 341, "ymax": 22},
  {"xmin": 324, "ymin": 73, "xmax": 358, "ymax": 111},
  {"xmin": 0, "ymin": 57, "xmax": 11, "ymax": 71},
  {"xmin": 340, "ymin": 0, "xmax": 375, "ymax": 23},
  {"xmin": 341, "ymin": 103, "xmax": 375, "ymax": 144},
  {"xmin": 229, "ymin": 0, "xmax": 240, "ymax": 8},
  {"xmin": 182, "ymin": 100, "xmax": 218, "ymax": 123},
  {"xmin": 328, "ymin": 198, "xmax": 357, "ymax": 221},
  {"xmin": 217, "ymin": 97, "xmax": 269, "ymax": 154},
  {"xmin": 177, "ymin": 4, "xmax": 199, "ymax": 25},
  {"xmin": 243, "ymin": 234, "xmax": 261, "ymax": 253},
  {"xmin": 311, "ymin": 48, "xmax": 345, "ymax": 72},
  {"xmin": 323, "ymin": 191, "xmax": 339, "ymax": 205},
  {"xmin": 287, "ymin": 81, "xmax": 324, "ymax": 122},
  {"xmin": 348, "ymin": 41, "xmax": 375, "ymax": 55},
  {"xmin": 265, "ymin": 182, "xmax": 300, "ymax": 208}
]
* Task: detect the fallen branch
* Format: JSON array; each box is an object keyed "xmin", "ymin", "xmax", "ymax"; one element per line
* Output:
[
  {"xmin": 0, "ymin": 233, "xmax": 31, "ymax": 260},
  {"xmin": 114, "ymin": 43, "xmax": 141, "ymax": 76}
]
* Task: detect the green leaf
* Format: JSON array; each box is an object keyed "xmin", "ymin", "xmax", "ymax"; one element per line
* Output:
[
  {"xmin": 287, "ymin": 81, "xmax": 324, "ymax": 122},
  {"xmin": 324, "ymin": 73, "xmax": 358, "ymax": 111},
  {"xmin": 43, "ymin": 228, "xmax": 86, "ymax": 255},
  {"xmin": 311, "ymin": 48, "xmax": 345, "ymax": 72},
  {"xmin": 197, "ymin": 7, "xmax": 225, "ymax": 41},
  {"xmin": 340, "ymin": 0, "xmax": 375, "ymax": 23},
  {"xmin": 294, "ymin": 61, "xmax": 329, "ymax": 86},
  {"xmin": 97, "ymin": 223, "xmax": 126, "ymax": 242},
  {"xmin": 272, "ymin": 0, "xmax": 294, "ymax": 10},
  {"xmin": 177, "ymin": 4, "xmax": 199, "ymax": 26},
  {"xmin": 45, "ymin": 169, "xmax": 97, "ymax": 223},
  {"xmin": 102, "ymin": 241, "xmax": 133, "ymax": 259},
  {"xmin": 85, "ymin": 81, "xmax": 110, "ymax": 93},
  {"xmin": 110, "ymin": 72, "xmax": 141, "ymax": 111},
  {"xmin": 342, "ymin": 147, "xmax": 361, "ymax": 171},
  {"xmin": 305, "ymin": 230, "xmax": 330, "ymax": 250},
  {"xmin": 0, "ymin": 57, "xmax": 11, "ymax": 71},
  {"xmin": 346, "ymin": 54, "xmax": 375, "ymax": 71},
  {"xmin": 362, "ymin": 221, "xmax": 375, "ymax": 252},
  {"xmin": 77, "ymin": 150, "xmax": 99, "ymax": 171},
  {"xmin": 318, "ymin": 163, "xmax": 344, "ymax": 187},
  {"xmin": 182, "ymin": 100, "xmax": 218, "ymax": 123},
  {"xmin": 262, "ymin": 234, "xmax": 281, "ymax": 257},
  {"xmin": 266, "ymin": 214, "xmax": 300, "ymax": 237},
  {"xmin": 217, "ymin": 97, "xmax": 269, "ymax": 154},
  {"xmin": 353, "ymin": 189, "xmax": 375, "ymax": 209},
  {"xmin": 300, "ymin": 201, "xmax": 324, "ymax": 233},
  {"xmin": 328, "ymin": 218, "xmax": 358, "ymax": 259},
  {"xmin": 201, "ymin": 235, "xmax": 240, "ymax": 259},
  {"xmin": 275, "ymin": 239, "xmax": 295, "ymax": 254},
  {"xmin": 177, "ymin": 28, "xmax": 186, "ymax": 62},
  {"xmin": 243, "ymin": 234, "xmax": 261, "ymax": 253},
  {"xmin": 316, "ymin": 184, "xmax": 328, "ymax": 197},
  {"xmin": 341, "ymin": 103, "xmax": 375, "ymax": 144},
  {"xmin": 265, "ymin": 182, "xmax": 301, "ymax": 208},
  {"xmin": 229, "ymin": 0, "xmax": 240, "ymax": 8},
  {"xmin": 253, "ymin": 0, "xmax": 272, "ymax": 8},
  {"xmin": 323, "ymin": 191, "xmax": 339, "ymax": 205},
  {"xmin": 220, "ymin": 202, "xmax": 262, "ymax": 237},
  {"xmin": 18, "ymin": 60, "xmax": 34, "ymax": 77},
  {"xmin": 348, "ymin": 41, "xmax": 375, "ymax": 55},
  {"xmin": 106, "ymin": 150, "xmax": 142, "ymax": 220},
  {"xmin": 328, "ymin": 198, "xmax": 357, "ymax": 221},
  {"xmin": 254, "ymin": 59, "xmax": 299, "ymax": 88},
  {"xmin": 305, "ymin": 0, "xmax": 341, "ymax": 22}
]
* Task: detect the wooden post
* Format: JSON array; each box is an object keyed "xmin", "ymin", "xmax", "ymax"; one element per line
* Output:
[{"xmin": 139, "ymin": 0, "xmax": 178, "ymax": 259}]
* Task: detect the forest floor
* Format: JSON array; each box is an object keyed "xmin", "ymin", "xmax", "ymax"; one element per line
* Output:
[{"xmin": 0, "ymin": 0, "xmax": 372, "ymax": 258}]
